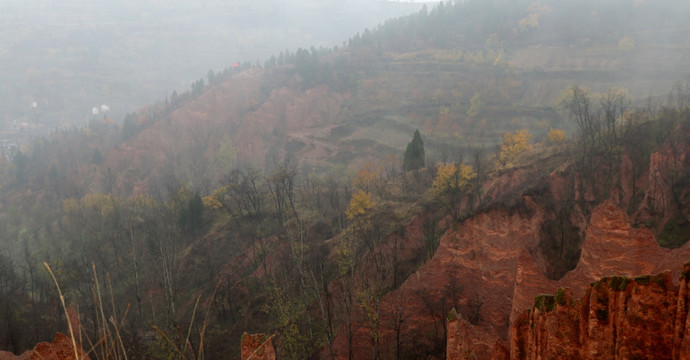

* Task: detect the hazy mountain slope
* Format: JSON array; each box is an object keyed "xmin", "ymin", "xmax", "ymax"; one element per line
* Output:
[
  {"xmin": 80, "ymin": 1, "xmax": 690, "ymax": 195},
  {"xmin": 1, "ymin": 1, "xmax": 690, "ymax": 359},
  {"xmin": 0, "ymin": 0, "xmax": 424, "ymax": 128}
]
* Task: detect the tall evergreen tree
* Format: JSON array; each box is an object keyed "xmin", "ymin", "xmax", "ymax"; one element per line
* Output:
[
  {"xmin": 403, "ymin": 129, "xmax": 425, "ymax": 172},
  {"xmin": 12, "ymin": 150, "xmax": 27, "ymax": 183},
  {"xmin": 91, "ymin": 148, "xmax": 103, "ymax": 165}
]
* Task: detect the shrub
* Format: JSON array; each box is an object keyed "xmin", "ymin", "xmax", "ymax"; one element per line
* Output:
[
  {"xmin": 634, "ymin": 275, "xmax": 650, "ymax": 285},
  {"xmin": 554, "ymin": 288, "xmax": 567, "ymax": 305},
  {"xmin": 496, "ymin": 129, "xmax": 531, "ymax": 167},
  {"xmin": 609, "ymin": 276, "xmax": 629, "ymax": 291},
  {"xmin": 548, "ymin": 128, "xmax": 566, "ymax": 144},
  {"xmin": 534, "ymin": 294, "xmax": 556, "ymax": 312}
]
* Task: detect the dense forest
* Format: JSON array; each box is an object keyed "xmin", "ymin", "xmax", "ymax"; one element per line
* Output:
[{"xmin": 1, "ymin": 0, "xmax": 690, "ymax": 359}]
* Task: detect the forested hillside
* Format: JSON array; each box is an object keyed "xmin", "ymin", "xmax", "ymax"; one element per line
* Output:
[{"xmin": 0, "ymin": 0, "xmax": 689, "ymax": 359}]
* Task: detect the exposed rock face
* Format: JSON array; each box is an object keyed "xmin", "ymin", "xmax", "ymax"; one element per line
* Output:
[
  {"xmin": 574, "ymin": 200, "xmax": 666, "ymax": 280},
  {"xmin": 490, "ymin": 340, "xmax": 510, "ymax": 360},
  {"xmin": 447, "ymin": 312, "xmax": 510, "ymax": 360},
  {"xmin": 512, "ymin": 200, "xmax": 690, "ymax": 322},
  {"xmin": 332, "ymin": 195, "xmax": 690, "ymax": 359},
  {"xmin": 511, "ymin": 265, "xmax": 690, "ymax": 359},
  {"xmin": 442, "ymin": 198, "xmax": 690, "ymax": 359},
  {"xmin": 30, "ymin": 333, "xmax": 90, "ymax": 360},
  {"xmin": 0, "ymin": 333, "xmax": 89, "ymax": 360},
  {"xmin": 342, "ymin": 205, "xmax": 541, "ymax": 359},
  {"xmin": 0, "ymin": 333, "xmax": 88, "ymax": 360},
  {"xmin": 327, "ymin": 124, "xmax": 690, "ymax": 359},
  {"xmin": 240, "ymin": 333, "xmax": 276, "ymax": 360},
  {"xmin": 676, "ymin": 266, "xmax": 690, "ymax": 359},
  {"xmin": 0, "ymin": 351, "xmax": 31, "ymax": 360}
]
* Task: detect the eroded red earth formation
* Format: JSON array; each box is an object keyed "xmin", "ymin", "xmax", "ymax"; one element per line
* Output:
[
  {"xmin": 327, "ymin": 187, "xmax": 690, "ymax": 359},
  {"xmin": 4, "ymin": 75, "xmax": 688, "ymax": 358},
  {"xmin": 240, "ymin": 333, "xmax": 276, "ymax": 360},
  {"xmin": 393, "ymin": 199, "xmax": 690, "ymax": 359},
  {"xmin": 0, "ymin": 333, "xmax": 89, "ymax": 360},
  {"xmin": 509, "ymin": 264, "xmax": 690, "ymax": 359},
  {"xmin": 328, "ymin": 122, "xmax": 690, "ymax": 359}
]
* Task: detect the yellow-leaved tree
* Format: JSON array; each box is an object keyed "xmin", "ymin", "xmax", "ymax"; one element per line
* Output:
[
  {"xmin": 346, "ymin": 190, "xmax": 375, "ymax": 220},
  {"xmin": 202, "ymin": 187, "xmax": 226, "ymax": 210},
  {"xmin": 431, "ymin": 163, "xmax": 476, "ymax": 220},
  {"xmin": 548, "ymin": 128, "xmax": 566, "ymax": 144},
  {"xmin": 496, "ymin": 129, "xmax": 531, "ymax": 168},
  {"xmin": 336, "ymin": 189, "xmax": 377, "ymax": 279}
]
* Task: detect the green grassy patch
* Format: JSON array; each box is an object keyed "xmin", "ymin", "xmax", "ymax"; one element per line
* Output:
[
  {"xmin": 681, "ymin": 269, "xmax": 690, "ymax": 280},
  {"xmin": 609, "ymin": 276, "xmax": 629, "ymax": 291},
  {"xmin": 447, "ymin": 308, "xmax": 459, "ymax": 321},
  {"xmin": 633, "ymin": 275, "xmax": 650, "ymax": 285},
  {"xmin": 554, "ymin": 288, "xmax": 567, "ymax": 306},
  {"xmin": 534, "ymin": 294, "xmax": 556, "ymax": 312},
  {"xmin": 653, "ymin": 274, "xmax": 667, "ymax": 290}
]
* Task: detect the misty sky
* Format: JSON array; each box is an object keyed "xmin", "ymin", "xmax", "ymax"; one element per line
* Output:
[{"xmin": 0, "ymin": 0, "xmax": 425, "ymax": 127}]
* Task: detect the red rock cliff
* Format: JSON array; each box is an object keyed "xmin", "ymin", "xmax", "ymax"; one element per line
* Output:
[
  {"xmin": 240, "ymin": 333, "xmax": 276, "ymax": 360},
  {"xmin": 330, "ymin": 122, "xmax": 690, "ymax": 359},
  {"xmin": 0, "ymin": 333, "xmax": 89, "ymax": 360},
  {"xmin": 441, "ymin": 199, "xmax": 690, "ymax": 359},
  {"xmin": 511, "ymin": 263, "xmax": 690, "ymax": 359}
]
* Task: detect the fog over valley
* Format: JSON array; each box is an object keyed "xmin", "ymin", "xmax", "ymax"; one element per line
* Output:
[
  {"xmin": 0, "ymin": 0, "xmax": 424, "ymax": 130},
  {"xmin": 1, "ymin": 1, "xmax": 690, "ymax": 359}
]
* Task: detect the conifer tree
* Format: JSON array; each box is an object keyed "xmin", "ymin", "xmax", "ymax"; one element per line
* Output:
[
  {"xmin": 12, "ymin": 150, "xmax": 27, "ymax": 183},
  {"xmin": 403, "ymin": 129, "xmax": 425, "ymax": 172},
  {"xmin": 91, "ymin": 148, "xmax": 103, "ymax": 165}
]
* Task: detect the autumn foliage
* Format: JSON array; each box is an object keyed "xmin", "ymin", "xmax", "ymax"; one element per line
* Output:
[
  {"xmin": 547, "ymin": 128, "xmax": 566, "ymax": 144},
  {"xmin": 496, "ymin": 129, "xmax": 531, "ymax": 167},
  {"xmin": 346, "ymin": 190, "xmax": 376, "ymax": 220},
  {"xmin": 431, "ymin": 163, "xmax": 476, "ymax": 220}
]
